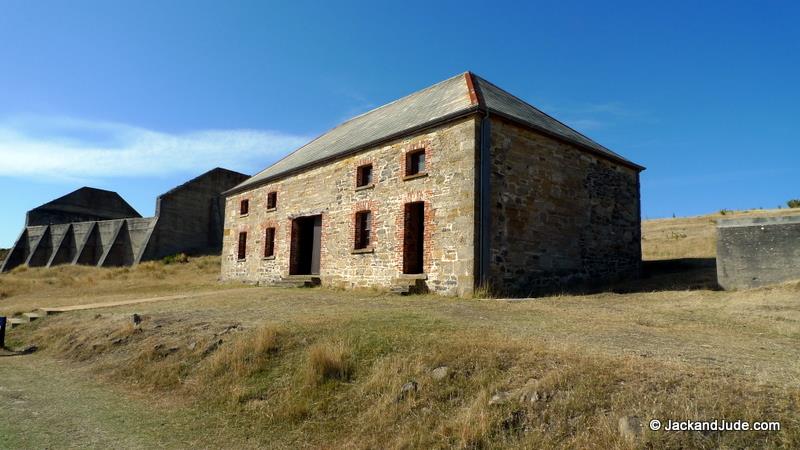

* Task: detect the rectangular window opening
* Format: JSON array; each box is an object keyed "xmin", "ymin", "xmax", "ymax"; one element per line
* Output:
[
  {"xmin": 354, "ymin": 210, "xmax": 372, "ymax": 250},
  {"xmin": 356, "ymin": 164, "xmax": 373, "ymax": 188},
  {"xmin": 240, "ymin": 199, "xmax": 250, "ymax": 215},
  {"xmin": 403, "ymin": 202, "xmax": 424, "ymax": 274},
  {"xmin": 237, "ymin": 231, "xmax": 248, "ymax": 260},
  {"xmin": 267, "ymin": 192, "xmax": 277, "ymax": 209},
  {"xmin": 406, "ymin": 149, "xmax": 426, "ymax": 176},
  {"xmin": 264, "ymin": 227, "xmax": 275, "ymax": 257}
]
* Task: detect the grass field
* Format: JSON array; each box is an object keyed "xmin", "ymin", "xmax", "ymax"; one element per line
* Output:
[{"xmin": 1, "ymin": 209, "xmax": 799, "ymax": 449}]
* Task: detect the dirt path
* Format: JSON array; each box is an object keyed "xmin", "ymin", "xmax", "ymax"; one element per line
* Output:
[
  {"xmin": 0, "ymin": 355, "xmax": 243, "ymax": 449},
  {"xmin": 39, "ymin": 287, "xmax": 256, "ymax": 313}
]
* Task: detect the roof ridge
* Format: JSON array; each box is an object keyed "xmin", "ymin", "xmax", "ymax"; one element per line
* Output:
[
  {"xmin": 343, "ymin": 72, "xmax": 470, "ymax": 123},
  {"xmin": 472, "ymin": 74, "xmax": 629, "ymax": 161},
  {"xmin": 233, "ymin": 72, "xmax": 472, "ymax": 192}
]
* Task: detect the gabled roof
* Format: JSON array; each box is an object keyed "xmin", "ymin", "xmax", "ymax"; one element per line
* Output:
[
  {"xmin": 228, "ymin": 72, "xmax": 643, "ymax": 194},
  {"xmin": 29, "ymin": 187, "xmax": 141, "ymax": 222}
]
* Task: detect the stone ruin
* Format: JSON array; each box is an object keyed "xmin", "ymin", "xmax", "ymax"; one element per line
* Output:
[{"xmin": 0, "ymin": 167, "xmax": 249, "ymax": 272}]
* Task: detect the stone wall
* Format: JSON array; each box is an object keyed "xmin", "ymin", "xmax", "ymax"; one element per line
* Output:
[
  {"xmin": 143, "ymin": 168, "xmax": 250, "ymax": 260},
  {"xmin": 487, "ymin": 116, "xmax": 641, "ymax": 295},
  {"xmin": 221, "ymin": 117, "xmax": 478, "ymax": 296},
  {"xmin": 1, "ymin": 168, "xmax": 247, "ymax": 272},
  {"xmin": 717, "ymin": 215, "xmax": 800, "ymax": 289}
]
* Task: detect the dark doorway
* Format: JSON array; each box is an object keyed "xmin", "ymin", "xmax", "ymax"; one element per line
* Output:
[
  {"xmin": 403, "ymin": 202, "xmax": 425, "ymax": 274},
  {"xmin": 290, "ymin": 215, "xmax": 322, "ymax": 275}
]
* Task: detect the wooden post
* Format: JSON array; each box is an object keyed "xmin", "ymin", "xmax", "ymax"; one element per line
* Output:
[{"xmin": 0, "ymin": 316, "xmax": 6, "ymax": 348}]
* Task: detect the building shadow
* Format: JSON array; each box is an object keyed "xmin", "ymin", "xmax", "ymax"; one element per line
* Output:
[
  {"xmin": 495, "ymin": 258, "xmax": 720, "ymax": 299},
  {"xmin": 611, "ymin": 258, "xmax": 720, "ymax": 294}
]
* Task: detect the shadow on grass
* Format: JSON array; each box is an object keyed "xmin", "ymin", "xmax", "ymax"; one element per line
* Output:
[
  {"xmin": 612, "ymin": 258, "xmax": 720, "ymax": 294},
  {"xmin": 496, "ymin": 258, "xmax": 720, "ymax": 299}
]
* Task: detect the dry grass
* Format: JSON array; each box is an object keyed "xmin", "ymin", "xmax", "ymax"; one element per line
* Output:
[
  {"xmin": 2, "ymin": 209, "xmax": 800, "ymax": 447},
  {"xmin": 16, "ymin": 305, "xmax": 799, "ymax": 449},
  {"xmin": 306, "ymin": 340, "xmax": 352, "ymax": 385},
  {"xmin": 0, "ymin": 255, "xmax": 243, "ymax": 315},
  {"xmin": 206, "ymin": 325, "xmax": 280, "ymax": 378}
]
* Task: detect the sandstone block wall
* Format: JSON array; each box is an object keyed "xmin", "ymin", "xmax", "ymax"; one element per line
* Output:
[
  {"xmin": 221, "ymin": 117, "xmax": 478, "ymax": 296},
  {"xmin": 717, "ymin": 215, "xmax": 800, "ymax": 289},
  {"xmin": 487, "ymin": 117, "xmax": 641, "ymax": 295}
]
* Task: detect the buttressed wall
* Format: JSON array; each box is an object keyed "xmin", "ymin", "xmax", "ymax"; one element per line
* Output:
[
  {"xmin": 488, "ymin": 117, "xmax": 642, "ymax": 295},
  {"xmin": 1, "ymin": 168, "xmax": 249, "ymax": 272}
]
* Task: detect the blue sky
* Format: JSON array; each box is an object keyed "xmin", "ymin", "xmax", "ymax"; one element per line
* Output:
[{"xmin": 1, "ymin": 0, "xmax": 798, "ymax": 247}]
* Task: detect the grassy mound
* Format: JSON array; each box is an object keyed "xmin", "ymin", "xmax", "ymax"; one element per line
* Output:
[{"xmin": 23, "ymin": 311, "xmax": 799, "ymax": 449}]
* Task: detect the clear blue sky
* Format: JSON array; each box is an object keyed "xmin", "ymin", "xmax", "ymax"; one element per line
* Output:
[{"xmin": 1, "ymin": 0, "xmax": 798, "ymax": 247}]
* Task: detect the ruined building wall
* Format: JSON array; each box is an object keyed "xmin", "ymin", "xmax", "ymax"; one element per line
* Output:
[
  {"xmin": 144, "ymin": 168, "xmax": 250, "ymax": 260},
  {"xmin": 1, "ymin": 168, "xmax": 248, "ymax": 272},
  {"xmin": 487, "ymin": 117, "xmax": 641, "ymax": 295},
  {"xmin": 221, "ymin": 117, "xmax": 478, "ymax": 296}
]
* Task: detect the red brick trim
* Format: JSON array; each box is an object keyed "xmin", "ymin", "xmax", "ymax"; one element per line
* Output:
[
  {"xmin": 351, "ymin": 201, "xmax": 378, "ymax": 249},
  {"xmin": 354, "ymin": 158, "xmax": 375, "ymax": 188},
  {"xmin": 286, "ymin": 217, "xmax": 297, "ymax": 272},
  {"xmin": 260, "ymin": 220, "xmax": 279, "ymax": 258},
  {"xmin": 319, "ymin": 212, "xmax": 329, "ymax": 273},
  {"xmin": 464, "ymin": 72, "xmax": 479, "ymax": 106},
  {"xmin": 264, "ymin": 184, "xmax": 280, "ymax": 210},
  {"xmin": 235, "ymin": 225, "xmax": 250, "ymax": 261},
  {"xmin": 239, "ymin": 198, "xmax": 250, "ymax": 216},
  {"xmin": 394, "ymin": 192, "xmax": 435, "ymax": 273},
  {"xmin": 400, "ymin": 140, "xmax": 433, "ymax": 178}
]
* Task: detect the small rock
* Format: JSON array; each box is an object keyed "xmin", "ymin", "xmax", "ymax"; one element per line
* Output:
[
  {"xmin": 111, "ymin": 338, "xmax": 124, "ymax": 345},
  {"xmin": 202, "ymin": 339, "xmax": 223, "ymax": 356},
  {"xmin": 489, "ymin": 391, "xmax": 511, "ymax": 405},
  {"xmin": 13, "ymin": 345, "xmax": 38, "ymax": 354},
  {"xmin": 397, "ymin": 380, "xmax": 418, "ymax": 401},
  {"xmin": 518, "ymin": 389, "xmax": 540, "ymax": 404},
  {"xmin": 216, "ymin": 324, "xmax": 240, "ymax": 336},
  {"xmin": 618, "ymin": 416, "xmax": 642, "ymax": 442},
  {"xmin": 502, "ymin": 410, "xmax": 526, "ymax": 431},
  {"xmin": 431, "ymin": 366, "xmax": 449, "ymax": 380},
  {"xmin": 187, "ymin": 341, "xmax": 197, "ymax": 351}
]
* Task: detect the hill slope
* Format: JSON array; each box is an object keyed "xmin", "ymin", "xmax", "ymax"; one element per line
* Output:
[{"xmin": 642, "ymin": 207, "xmax": 800, "ymax": 260}]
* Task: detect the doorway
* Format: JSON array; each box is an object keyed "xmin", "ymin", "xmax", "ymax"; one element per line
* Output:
[
  {"xmin": 290, "ymin": 215, "xmax": 322, "ymax": 275},
  {"xmin": 403, "ymin": 202, "xmax": 425, "ymax": 274}
]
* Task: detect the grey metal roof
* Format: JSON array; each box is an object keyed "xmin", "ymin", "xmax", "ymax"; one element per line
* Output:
[{"xmin": 229, "ymin": 72, "xmax": 642, "ymax": 194}]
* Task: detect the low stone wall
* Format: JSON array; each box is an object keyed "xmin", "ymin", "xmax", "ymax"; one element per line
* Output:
[{"xmin": 717, "ymin": 215, "xmax": 800, "ymax": 289}]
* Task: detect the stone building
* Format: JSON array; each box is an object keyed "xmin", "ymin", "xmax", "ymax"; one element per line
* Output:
[
  {"xmin": 717, "ymin": 215, "xmax": 800, "ymax": 289},
  {"xmin": 221, "ymin": 72, "xmax": 644, "ymax": 296},
  {"xmin": 1, "ymin": 168, "xmax": 249, "ymax": 272}
]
